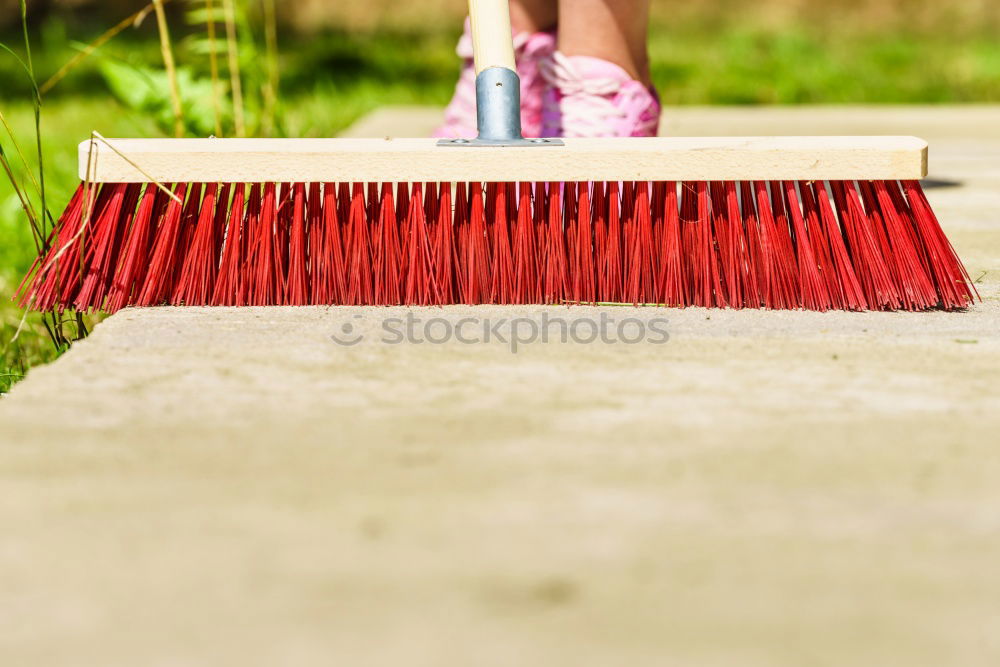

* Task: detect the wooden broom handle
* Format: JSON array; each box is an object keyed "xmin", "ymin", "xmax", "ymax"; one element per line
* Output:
[{"xmin": 469, "ymin": 0, "xmax": 517, "ymax": 75}]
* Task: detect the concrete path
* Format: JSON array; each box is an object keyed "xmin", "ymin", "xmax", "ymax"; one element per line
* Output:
[{"xmin": 3, "ymin": 106, "xmax": 1000, "ymax": 666}]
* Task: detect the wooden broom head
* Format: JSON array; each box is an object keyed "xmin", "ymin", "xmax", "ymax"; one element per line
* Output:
[{"xmin": 79, "ymin": 136, "xmax": 929, "ymax": 184}]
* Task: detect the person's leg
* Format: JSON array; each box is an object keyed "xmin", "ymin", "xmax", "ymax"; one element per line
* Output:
[
  {"xmin": 556, "ymin": 0, "xmax": 651, "ymax": 86},
  {"xmin": 541, "ymin": 0, "xmax": 659, "ymax": 137},
  {"xmin": 510, "ymin": 0, "xmax": 558, "ymax": 35}
]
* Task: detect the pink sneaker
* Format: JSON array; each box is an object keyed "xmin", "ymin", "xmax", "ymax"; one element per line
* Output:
[
  {"xmin": 541, "ymin": 52, "xmax": 661, "ymax": 138},
  {"xmin": 432, "ymin": 20, "xmax": 556, "ymax": 139}
]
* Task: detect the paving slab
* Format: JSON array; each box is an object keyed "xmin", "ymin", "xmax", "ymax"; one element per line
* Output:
[{"xmin": 3, "ymin": 106, "xmax": 1000, "ymax": 667}]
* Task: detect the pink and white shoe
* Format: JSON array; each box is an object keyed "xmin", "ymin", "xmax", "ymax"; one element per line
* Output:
[
  {"xmin": 541, "ymin": 52, "xmax": 661, "ymax": 138},
  {"xmin": 432, "ymin": 20, "xmax": 556, "ymax": 139}
]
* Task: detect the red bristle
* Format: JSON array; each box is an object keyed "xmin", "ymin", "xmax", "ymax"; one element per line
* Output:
[
  {"xmin": 884, "ymin": 181, "xmax": 936, "ymax": 280},
  {"xmin": 306, "ymin": 182, "xmax": 327, "ymax": 303},
  {"xmin": 857, "ymin": 180, "xmax": 908, "ymax": 307},
  {"xmin": 591, "ymin": 182, "xmax": 608, "ymax": 300},
  {"xmin": 366, "ymin": 181, "xmax": 379, "ymax": 222},
  {"xmin": 310, "ymin": 182, "xmax": 346, "ymax": 305},
  {"xmin": 533, "ymin": 181, "xmax": 548, "ymax": 274},
  {"xmin": 620, "ymin": 181, "xmax": 635, "ymax": 230},
  {"xmin": 754, "ymin": 181, "xmax": 797, "ymax": 309},
  {"xmin": 403, "ymin": 184, "xmax": 437, "ymax": 305},
  {"xmin": 507, "ymin": 182, "xmax": 518, "ymax": 229},
  {"xmin": 430, "ymin": 183, "xmax": 455, "ymax": 304},
  {"xmin": 422, "ymin": 180, "xmax": 439, "ymax": 292},
  {"xmin": 424, "ymin": 183, "xmax": 455, "ymax": 305},
  {"xmin": 75, "ymin": 183, "xmax": 141, "ymax": 311},
  {"xmin": 275, "ymin": 184, "xmax": 293, "ymax": 293},
  {"xmin": 684, "ymin": 182, "xmax": 723, "ymax": 307},
  {"xmin": 396, "ymin": 181, "xmax": 411, "ymax": 220},
  {"xmin": 542, "ymin": 182, "xmax": 568, "ymax": 304},
  {"xmin": 56, "ymin": 186, "xmax": 104, "ymax": 310},
  {"xmin": 173, "ymin": 183, "xmax": 220, "ymax": 306},
  {"xmin": 236, "ymin": 184, "xmax": 263, "ymax": 306},
  {"xmin": 69, "ymin": 184, "xmax": 124, "ymax": 309},
  {"xmin": 213, "ymin": 183, "xmax": 247, "ymax": 306},
  {"xmin": 871, "ymin": 180, "xmax": 937, "ymax": 309},
  {"xmin": 811, "ymin": 182, "xmax": 866, "ymax": 310},
  {"xmin": 650, "ymin": 181, "xmax": 667, "ymax": 268},
  {"xmin": 241, "ymin": 183, "xmax": 264, "ymax": 306},
  {"xmin": 373, "ymin": 182, "xmax": 402, "ymax": 305},
  {"xmin": 484, "ymin": 182, "xmax": 497, "ymax": 234},
  {"xmin": 739, "ymin": 181, "xmax": 767, "ymax": 308},
  {"xmin": 136, "ymin": 183, "xmax": 188, "ymax": 307},
  {"xmin": 53, "ymin": 184, "xmax": 98, "ymax": 307},
  {"xmin": 832, "ymin": 181, "xmax": 900, "ymax": 310},
  {"xmin": 727, "ymin": 181, "xmax": 759, "ymax": 307},
  {"xmin": 213, "ymin": 184, "xmax": 231, "ymax": 259},
  {"xmin": 709, "ymin": 182, "xmax": 739, "ymax": 307},
  {"xmin": 619, "ymin": 179, "xmax": 637, "ymax": 300},
  {"xmin": 248, "ymin": 183, "xmax": 282, "ymax": 306},
  {"xmin": 709, "ymin": 182, "xmax": 737, "ymax": 307},
  {"xmin": 513, "ymin": 182, "xmax": 540, "ymax": 304},
  {"xmin": 767, "ymin": 181, "xmax": 801, "ymax": 308},
  {"xmin": 570, "ymin": 182, "xmax": 596, "ymax": 304},
  {"xmin": 782, "ymin": 181, "xmax": 831, "ymax": 311},
  {"xmin": 19, "ymin": 185, "xmax": 89, "ymax": 311},
  {"xmin": 424, "ymin": 180, "xmax": 439, "ymax": 223},
  {"xmin": 337, "ymin": 182, "xmax": 350, "ymax": 229},
  {"xmin": 345, "ymin": 183, "xmax": 374, "ymax": 305},
  {"xmin": 797, "ymin": 182, "xmax": 844, "ymax": 310},
  {"xmin": 452, "ymin": 182, "xmax": 470, "ymax": 301},
  {"xmin": 326, "ymin": 182, "xmax": 349, "ymax": 304},
  {"xmin": 678, "ymin": 182, "xmax": 698, "ymax": 305},
  {"xmin": 396, "ymin": 181, "xmax": 411, "ymax": 270},
  {"xmin": 208, "ymin": 184, "xmax": 231, "ymax": 296},
  {"xmin": 703, "ymin": 181, "xmax": 726, "ymax": 308},
  {"xmin": 902, "ymin": 180, "xmax": 976, "ymax": 309},
  {"xmin": 656, "ymin": 182, "xmax": 685, "ymax": 307},
  {"xmin": 563, "ymin": 181, "xmax": 578, "ymax": 271},
  {"xmin": 625, "ymin": 182, "xmax": 656, "ymax": 305},
  {"xmin": 285, "ymin": 182, "xmax": 310, "ymax": 305},
  {"xmin": 489, "ymin": 182, "xmax": 515, "ymax": 303},
  {"xmin": 33, "ymin": 185, "xmax": 93, "ymax": 311},
  {"xmin": 107, "ymin": 185, "xmax": 163, "ymax": 312},
  {"xmin": 424, "ymin": 183, "xmax": 446, "ymax": 304},
  {"xmin": 601, "ymin": 181, "xmax": 624, "ymax": 302},
  {"xmin": 471, "ymin": 181, "xmax": 490, "ymax": 303},
  {"xmin": 459, "ymin": 182, "xmax": 490, "ymax": 303},
  {"xmin": 167, "ymin": 182, "xmax": 204, "ymax": 302}
]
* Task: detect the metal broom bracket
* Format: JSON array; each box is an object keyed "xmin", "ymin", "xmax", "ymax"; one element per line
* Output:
[
  {"xmin": 438, "ymin": 0, "xmax": 562, "ymax": 148},
  {"xmin": 437, "ymin": 67, "xmax": 563, "ymax": 148}
]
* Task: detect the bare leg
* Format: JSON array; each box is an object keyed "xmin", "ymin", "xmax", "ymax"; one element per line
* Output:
[
  {"xmin": 510, "ymin": 0, "xmax": 558, "ymax": 34},
  {"xmin": 556, "ymin": 0, "xmax": 652, "ymax": 85}
]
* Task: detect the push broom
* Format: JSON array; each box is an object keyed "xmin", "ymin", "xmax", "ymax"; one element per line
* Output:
[{"xmin": 17, "ymin": 0, "xmax": 976, "ymax": 312}]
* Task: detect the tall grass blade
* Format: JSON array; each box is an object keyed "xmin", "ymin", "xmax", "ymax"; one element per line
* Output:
[
  {"xmin": 40, "ymin": 1, "xmax": 160, "ymax": 96},
  {"xmin": 152, "ymin": 0, "xmax": 185, "ymax": 137},
  {"xmin": 0, "ymin": 107, "xmax": 43, "ymax": 201},
  {"xmin": 261, "ymin": 0, "xmax": 279, "ymax": 137},
  {"xmin": 222, "ymin": 0, "xmax": 246, "ymax": 137},
  {"xmin": 205, "ymin": 0, "xmax": 224, "ymax": 136}
]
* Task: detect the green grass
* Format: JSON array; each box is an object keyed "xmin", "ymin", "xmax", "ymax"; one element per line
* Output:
[
  {"xmin": 2, "ymin": 12, "xmax": 1000, "ymax": 394},
  {"xmin": 647, "ymin": 21, "xmax": 1000, "ymax": 104}
]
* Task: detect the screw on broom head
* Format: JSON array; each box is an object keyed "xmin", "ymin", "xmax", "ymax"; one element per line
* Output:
[{"xmin": 16, "ymin": 136, "xmax": 976, "ymax": 313}]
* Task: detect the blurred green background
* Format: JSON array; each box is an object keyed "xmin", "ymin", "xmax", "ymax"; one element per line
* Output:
[{"xmin": 2, "ymin": 0, "xmax": 999, "ymax": 392}]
